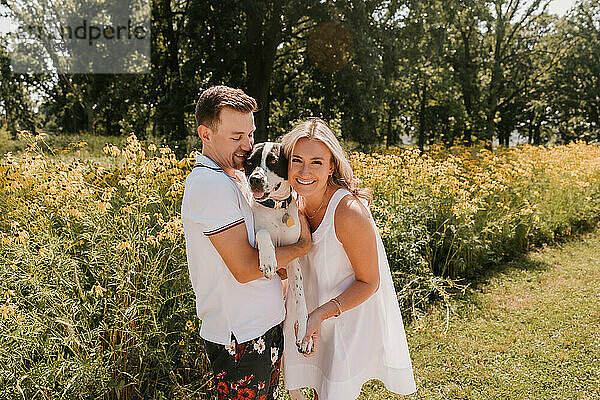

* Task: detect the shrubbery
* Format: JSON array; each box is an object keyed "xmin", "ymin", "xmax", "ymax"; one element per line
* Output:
[
  {"xmin": 352, "ymin": 143, "xmax": 600, "ymax": 311},
  {"xmin": 1, "ymin": 134, "xmax": 599, "ymax": 398}
]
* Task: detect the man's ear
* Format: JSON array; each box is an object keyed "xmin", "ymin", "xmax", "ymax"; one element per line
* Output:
[{"xmin": 198, "ymin": 125, "xmax": 212, "ymax": 143}]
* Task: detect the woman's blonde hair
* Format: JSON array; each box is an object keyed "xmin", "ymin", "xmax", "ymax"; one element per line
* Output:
[{"xmin": 281, "ymin": 118, "xmax": 372, "ymax": 204}]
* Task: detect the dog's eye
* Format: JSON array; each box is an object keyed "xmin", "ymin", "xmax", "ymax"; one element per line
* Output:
[{"xmin": 270, "ymin": 158, "xmax": 277, "ymax": 165}]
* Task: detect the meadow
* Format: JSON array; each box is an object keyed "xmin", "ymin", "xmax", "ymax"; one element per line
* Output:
[{"xmin": 1, "ymin": 131, "xmax": 600, "ymax": 399}]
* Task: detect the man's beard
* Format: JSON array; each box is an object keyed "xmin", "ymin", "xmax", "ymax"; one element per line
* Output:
[{"xmin": 232, "ymin": 155, "xmax": 245, "ymax": 170}]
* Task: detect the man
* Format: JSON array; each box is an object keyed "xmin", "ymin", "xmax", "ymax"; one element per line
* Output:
[{"xmin": 181, "ymin": 85, "xmax": 311, "ymax": 400}]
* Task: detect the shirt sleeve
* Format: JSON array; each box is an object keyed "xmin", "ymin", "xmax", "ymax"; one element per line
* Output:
[{"xmin": 183, "ymin": 172, "xmax": 245, "ymax": 236}]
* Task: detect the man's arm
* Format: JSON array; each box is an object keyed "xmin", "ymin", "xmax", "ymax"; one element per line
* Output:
[{"xmin": 208, "ymin": 213, "xmax": 311, "ymax": 283}]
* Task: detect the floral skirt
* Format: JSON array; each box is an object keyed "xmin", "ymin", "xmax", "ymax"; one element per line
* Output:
[{"xmin": 203, "ymin": 324, "xmax": 284, "ymax": 400}]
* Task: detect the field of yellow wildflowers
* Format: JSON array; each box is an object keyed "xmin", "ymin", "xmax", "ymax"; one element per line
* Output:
[{"xmin": 1, "ymin": 133, "xmax": 599, "ymax": 398}]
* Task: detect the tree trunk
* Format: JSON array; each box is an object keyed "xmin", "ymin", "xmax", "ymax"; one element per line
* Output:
[
  {"xmin": 385, "ymin": 112, "xmax": 395, "ymax": 147},
  {"xmin": 486, "ymin": 1, "xmax": 506, "ymax": 149},
  {"xmin": 244, "ymin": 1, "xmax": 283, "ymax": 142},
  {"xmin": 156, "ymin": 0, "xmax": 186, "ymax": 143},
  {"xmin": 528, "ymin": 114, "xmax": 534, "ymax": 144},
  {"xmin": 458, "ymin": 27, "xmax": 476, "ymax": 145},
  {"xmin": 84, "ymin": 82, "xmax": 94, "ymax": 134},
  {"xmin": 533, "ymin": 122, "xmax": 541, "ymax": 144}
]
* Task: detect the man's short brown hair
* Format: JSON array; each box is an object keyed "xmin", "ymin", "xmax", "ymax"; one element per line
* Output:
[{"xmin": 195, "ymin": 85, "xmax": 258, "ymax": 130}]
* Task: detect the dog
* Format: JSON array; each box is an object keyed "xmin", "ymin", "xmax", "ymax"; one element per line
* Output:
[{"xmin": 243, "ymin": 142, "xmax": 313, "ymax": 357}]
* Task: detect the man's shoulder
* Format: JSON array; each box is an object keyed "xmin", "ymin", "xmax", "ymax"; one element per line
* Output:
[
  {"xmin": 186, "ymin": 166, "xmax": 234, "ymax": 189},
  {"xmin": 183, "ymin": 167, "xmax": 241, "ymax": 208}
]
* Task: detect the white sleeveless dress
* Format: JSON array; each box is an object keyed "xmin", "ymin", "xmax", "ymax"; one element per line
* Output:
[{"xmin": 282, "ymin": 189, "xmax": 416, "ymax": 399}]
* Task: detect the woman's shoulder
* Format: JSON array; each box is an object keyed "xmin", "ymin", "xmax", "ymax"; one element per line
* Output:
[{"xmin": 333, "ymin": 192, "xmax": 373, "ymax": 243}]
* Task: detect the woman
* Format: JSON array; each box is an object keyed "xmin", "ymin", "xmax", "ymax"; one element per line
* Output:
[{"xmin": 281, "ymin": 118, "xmax": 416, "ymax": 400}]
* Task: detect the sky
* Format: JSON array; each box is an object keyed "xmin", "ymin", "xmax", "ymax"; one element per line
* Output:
[{"xmin": 546, "ymin": 0, "xmax": 576, "ymax": 15}]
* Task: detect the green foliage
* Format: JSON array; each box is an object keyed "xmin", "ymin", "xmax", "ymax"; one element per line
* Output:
[
  {"xmin": 2, "ymin": 0, "xmax": 598, "ymax": 148},
  {"xmin": 0, "ymin": 136, "xmax": 209, "ymax": 398},
  {"xmin": 1, "ymin": 135, "xmax": 600, "ymax": 398},
  {"xmin": 352, "ymin": 142, "xmax": 600, "ymax": 311},
  {"xmin": 547, "ymin": 0, "xmax": 600, "ymax": 142}
]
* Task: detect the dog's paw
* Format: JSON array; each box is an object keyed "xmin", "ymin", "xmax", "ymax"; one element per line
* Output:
[
  {"xmin": 256, "ymin": 230, "xmax": 276, "ymax": 279},
  {"xmin": 259, "ymin": 252, "xmax": 277, "ymax": 279},
  {"xmin": 294, "ymin": 319, "xmax": 313, "ymax": 354},
  {"xmin": 296, "ymin": 336, "xmax": 313, "ymax": 355}
]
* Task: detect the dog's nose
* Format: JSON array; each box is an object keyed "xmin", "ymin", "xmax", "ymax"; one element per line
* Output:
[{"xmin": 249, "ymin": 176, "xmax": 262, "ymax": 187}]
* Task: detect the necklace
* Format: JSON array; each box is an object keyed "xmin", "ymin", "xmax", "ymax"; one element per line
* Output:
[{"xmin": 304, "ymin": 189, "xmax": 329, "ymax": 219}]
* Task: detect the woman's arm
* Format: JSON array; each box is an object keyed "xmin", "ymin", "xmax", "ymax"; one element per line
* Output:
[{"xmin": 300, "ymin": 194, "xmax": 379, "ymax": 354}]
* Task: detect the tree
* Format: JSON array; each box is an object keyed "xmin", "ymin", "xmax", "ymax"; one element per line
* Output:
[
  {"xmin": 0, "ymin": 39, "xmax": 37, "ymax": 134},
  {"xmin": 445, "ymin": 0, "xmax": 489, "ymax": 144},
  {"xmin": 548, "ymin": 0, "xmax": 600, "ymax": 142},
  {"xmin": 481, "ymin": 0, "xmax": 555, "ymax": 146}
]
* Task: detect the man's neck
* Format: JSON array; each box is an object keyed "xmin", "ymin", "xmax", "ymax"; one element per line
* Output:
[{"xmin": 202, "ymin": 149, "xmax": 236, "ymax": 177}]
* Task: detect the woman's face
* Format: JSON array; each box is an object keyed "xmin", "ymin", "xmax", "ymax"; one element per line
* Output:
[{"xmin": 288, "ymin": 137, "xmax": 334, "ymax": 199}]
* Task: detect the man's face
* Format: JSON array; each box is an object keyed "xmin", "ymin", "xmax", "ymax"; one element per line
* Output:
[{"xmin": 207, "ymin": 108, "xmax": 255, "ymax": 173}]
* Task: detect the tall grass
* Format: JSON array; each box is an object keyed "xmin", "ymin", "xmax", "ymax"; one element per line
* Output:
[
  {"xmin": 352, "ymin": 142, "xmax": 600, "ymax": 312},
  {"xmin": 1, "ymin": 133, "xmax": 599, "ymax": 398},
  {"xmin": 1, "ymin": 134, "xmax": 209, "ymax": 399}
]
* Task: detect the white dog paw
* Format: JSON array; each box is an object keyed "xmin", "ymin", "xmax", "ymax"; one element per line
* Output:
[
  {"xmin": 295, "ymin": 318, "xmax": 312, "ymax": 354},
  {"xmin": 301, "ymin": 337, "xmax": 314, "ymax": 354},
  {"xmin": 259, "ymin": 252, "xmax": 276, "ymax": 279},
  {"xmin": 256, "ymin": 230, "xmax": 276, "ymax": 279},
  {"xmin": 296, "ymin": 336, "xmax": 313, "ymax": 355}
]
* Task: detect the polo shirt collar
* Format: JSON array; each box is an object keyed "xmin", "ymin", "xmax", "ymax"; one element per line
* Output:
[
  {"xmin": 194, "ymin": 153, "xmax": 241, "ymax": 182},
  {"xmin": 195, "ymin": 154, "xmax": 223, "ymax": 170}
]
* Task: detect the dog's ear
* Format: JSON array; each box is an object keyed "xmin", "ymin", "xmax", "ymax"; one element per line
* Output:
[
  {"xmin": 278, "ymin": 143, "xmax": 288, "ymax": 180},
  {"xmin": 244, "ymin": 143, "xmax": 264, "ymax": 176}
]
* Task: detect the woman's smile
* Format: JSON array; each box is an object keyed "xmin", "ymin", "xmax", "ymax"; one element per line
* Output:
[
  {"xmin": 288, "ymin": 138, "xmax": 333, "ymax": 202},
  {"xmin": 296, "ymin": 178, "xmax": 316, "ymax": 185}
]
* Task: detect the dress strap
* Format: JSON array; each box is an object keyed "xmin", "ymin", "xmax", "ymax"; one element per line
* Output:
[
  {"xmin": 324, "ymin": 188, "xmax": 353, "ymax": 222},
  {"xmin": 313, "ymin": 189, "xmax": 353, "ymax": 241}
]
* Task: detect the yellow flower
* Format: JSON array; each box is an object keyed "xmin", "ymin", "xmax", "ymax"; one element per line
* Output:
[
  {"xmin": 186, "ymin": 320, "xmax": 195, "ymax": 331},
  {"xmin": 91, "ymin": 282, "xmax": 107, "ymax": 298},
  {"xmin": 0, "ymin": 302, "xmax": 16, "ymax": 319},
  {"xmin": 97, "ymin": 201, "xmax": 111, "ymax": 213},
  {"xmin": 117, "ymin": 241, "xmax": 132, "ymax": 251},
  {"xmin": 69, "ymin": 209, "xmax": 84, "ymax": 219},
  {"xmin": 17, "ymin": 231, "xmax": 29, "ymax": 244},
  {"xmin": 103, "ymin": 145, "xmax": 120, "ymax": 157}
]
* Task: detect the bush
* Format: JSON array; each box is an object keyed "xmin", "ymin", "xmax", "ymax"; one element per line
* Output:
[
  {"xmin": 1, "ymin": 134, "xmax": 599, "ymax": 397},
  {"xmin": 351, "ymin": 142, "xmax": 600, "ymax": 310},
  {"xmin": 0, "ymin": 135, "xmax": 210, "ymax": 399}
]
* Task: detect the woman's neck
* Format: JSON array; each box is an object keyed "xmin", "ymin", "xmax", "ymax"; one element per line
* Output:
[{"xmin": 302, "ymin": 185, "xmax": 334, "ymax": 216}]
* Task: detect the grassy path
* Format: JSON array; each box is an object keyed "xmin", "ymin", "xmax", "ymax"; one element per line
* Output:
[{"xmin": 361, "ymin": 230, "xmax": 600, "ymax": 399}]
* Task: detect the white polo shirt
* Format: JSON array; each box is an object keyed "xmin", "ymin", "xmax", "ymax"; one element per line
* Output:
[{"xmin": 181, "ymin": 154, "xmax": 285, "ymax": 345}]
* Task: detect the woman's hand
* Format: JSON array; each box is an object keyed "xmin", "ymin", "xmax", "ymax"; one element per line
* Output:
[{"xmin": 298, "ymin": 309, "xmax": 323, "ymax": 357}]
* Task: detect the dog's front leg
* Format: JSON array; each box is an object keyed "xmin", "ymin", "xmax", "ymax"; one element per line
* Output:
[
  {"xmin": 256, "ymin": 229, "xmax": 276, "ymax": 279},
  {"xmin": 290, "ymin": 259, "xmax": 312, "ymax": 354}
]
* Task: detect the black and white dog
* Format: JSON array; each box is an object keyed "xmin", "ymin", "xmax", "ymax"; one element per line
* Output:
[{"xmin": 244, "ymin": 142, "xmax": 312, "ymax": 355}]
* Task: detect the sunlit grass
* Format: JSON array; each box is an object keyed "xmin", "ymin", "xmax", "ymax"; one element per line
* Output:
[{"xmin": 364, "ymin": 229, "xmax": 600, "ymax": 399}]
